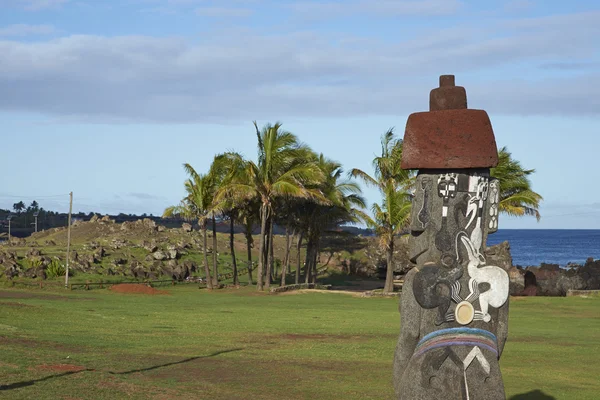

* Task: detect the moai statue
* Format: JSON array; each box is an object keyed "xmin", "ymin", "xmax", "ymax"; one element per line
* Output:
[{"xmin": 393, "ymin": 75, "xmax": 509, "ymax": 400}]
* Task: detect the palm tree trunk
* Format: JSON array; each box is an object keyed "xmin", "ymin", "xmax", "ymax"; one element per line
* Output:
[
  {"xmin": 295, "ymin": 232, "xmax": 303, "ymax": 284},
  {"xmin": 384, "ymin": 238, "xmax": 395, "ymax": 293},
  {"xmin": 245, "ymin": 224, "xmax": 253, "ymax": 285},
  {"xmin": 280, "ymin": 226, "xmax": 291, "ymax": 287},
  {"xmin": 211, "ymin": 213, "xmax": 219, "ymax": 287},
  {"xmin": 230, "ymin": 215, "xmax": 239, "ymax": 286},
  {"xmin": 256, "ymin": 204, "xmax": 267, "ymax": 291},
  {"xmin": 311, "ymin": 239, "xmax": 320, "ymax": 284},
  {"xmin": 304, "ymin": 236, "xmax": 313, "ymax": 284},
  {"xmin": 265, "ymin": 215, "xmax": 274, "ymax": 291},
  {"xmin": 202, "ymin": 225, "xmax": 213, "ymax": 290},
  {"xmin": 263, "ymin": 217, "xmax": 270, "ymax": 286}
]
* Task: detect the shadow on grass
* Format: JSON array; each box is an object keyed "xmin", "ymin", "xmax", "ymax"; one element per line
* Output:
[
  {"xmin": 509, "ymin": 390, "xmax": 556, "ymax": 400},
  {"xmin": 0, "ymin": 348, "xmax": 243, "ymax": 392},
  {"xmin": 0, "ymin": 369, "xmax": 93, "ymax": 391},
  {"xmin": 109, "ymin": 348, "xmax": 244, "ymax": 375}
]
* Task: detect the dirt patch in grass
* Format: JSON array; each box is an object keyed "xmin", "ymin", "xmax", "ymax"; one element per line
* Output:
[
  {"xmin": 0, "ymin": 301, "xmax": 36, "ymax": 308},
  {"xmin": 140, "ymin": 356, "xmax": 386, "ymax": 399},
  {"xmin": 36, "ymin": 363, "xmax": 87, "ymax": 372},
  {"xmin": 109, "ymin": 284, "xmax": 169, "ymax": 295},
  {"xmin": 277, "ymin": 333, "xmax": 362, "ymax": 341},
  {"xmin": 0, "ymin": 335, "xmax": 87, "ymax": 354}
]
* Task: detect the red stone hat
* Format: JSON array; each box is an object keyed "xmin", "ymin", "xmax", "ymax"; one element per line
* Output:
[{"xmin": 401, "ymin": 75, "xmax": 499, "ymax": 170}]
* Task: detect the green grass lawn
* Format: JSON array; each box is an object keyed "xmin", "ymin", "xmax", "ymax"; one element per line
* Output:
[{"xmin": 0, "ymin": 286, "xmax": 598, "ymax": 399}]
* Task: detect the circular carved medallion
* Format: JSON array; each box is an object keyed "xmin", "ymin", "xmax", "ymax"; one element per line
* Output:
[{"xmin": 455, "ymin": 301, "xmax": 475, "ymax": 325}]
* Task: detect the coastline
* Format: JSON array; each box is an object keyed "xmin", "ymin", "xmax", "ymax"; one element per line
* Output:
[{"xmin": 487, "ymin": 229, "xmax": 600, "ymax": 267}]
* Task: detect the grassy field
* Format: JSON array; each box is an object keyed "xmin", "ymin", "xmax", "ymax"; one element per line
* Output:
[{"xmin": 0, "ymin": 286, "xmax": 599, "ymax": 400}]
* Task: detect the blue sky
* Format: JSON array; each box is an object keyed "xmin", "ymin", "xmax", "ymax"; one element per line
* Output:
[{"xmin": 0, "ymin": 0, "xmax": 599, "ymax": 229}]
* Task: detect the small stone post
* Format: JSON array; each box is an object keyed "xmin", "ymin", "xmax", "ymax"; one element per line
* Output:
[{"xmin": 393, "ymin": 75, "xmax": 510, "ymax": 400}]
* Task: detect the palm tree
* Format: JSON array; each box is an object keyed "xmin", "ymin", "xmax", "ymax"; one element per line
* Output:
[
  {"xmin": 211, "ymin": 152, "xmax": 248, "ymax": 287},
  {"xmin": 299, "ymin": 154, "xmax": 366, "ymax": 284},
  {"xmin": 491, "ymin": 147, "xmax": 543, "ymax": 220},
  {"xmin": 163, "ymin": 164, "xmax": 218, "ymax": 290},
  {"xmin": 351, "ymin": 129, "xmax": 414, "ymax": 293},
  {"xmin": 13, "ymin": 201, "xmax": 25, "ymax": 214},
  {"xmin": 217, "ymin": 121, "xmax": 323, "ymax": 291},
  {"xmin": 238, "ymin": 198, "xmax": 260, "ymax": 285},
  {"xmin": 364, "ymin": 189, "xmax": 412, "ymax": 293}
]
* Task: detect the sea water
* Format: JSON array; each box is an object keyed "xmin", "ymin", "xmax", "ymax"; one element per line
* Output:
[{"xmin": 486, "ymin": 229, "xmax": 600, "ymax": 267}]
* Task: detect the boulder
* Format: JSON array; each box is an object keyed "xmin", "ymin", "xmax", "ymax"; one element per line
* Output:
[
  {"xmin": 167, "ymin": 249, "xmax": 179, "ymax": 260},
  {"xmin": 142, "ymin": 218, "xmax": 157, "ymax": 230},
  {"xmin": 178, "ymin": 241, "xmax": 192, "ymax": 249},
  {"xmin": 111, "ymin": 239, "xmax": 128, "ymax": 250},
  {"xmin": 133, "ymin": 265, "xmax": 147, "ymax": 279},
  {"xmin": 508, "ymin": 266, "xmax": 524, "ymax": 295},
  {"xmin": 4, "ymin": 264, "xmax": 20, "ymax": 279},
  {"xmin": 94, "ymin": 247, "xmax": 106, "ymax": 259},
  {"xmin": 152, "ymin": 251, "xmax": 166, "ymax": 261},
  {"xmin": 113, "ymin": 257, "xmax": 127, "ymax": 265},
  {"xmin": 158, "ymin": 262, "xmax": 172, "ymax": 277},
  {"xmin": 142, "ymin": 241, "xmax": 158, "ymax": 252},
  {"xmin": 183, "ymin": 260, "xmax": 196, "ymax": 273},
  {"xmin": 485, "ymin": 241, "xmax": 513, "ymax": 272},
  {"xmin": 77, "ymin": 260, "xmax": 91, "ymax": 271},
  {"xmin": 182, "ymin": 223, "xmax": 193, "ymax": 232}
]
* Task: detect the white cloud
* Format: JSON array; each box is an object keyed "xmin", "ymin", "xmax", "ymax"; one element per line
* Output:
[
  {"xmin": 0, "ymin": 0, "xmax": 70, "ymax": 11},
  {"xmin": 195, "ymin": 6, "xmax": 253, "ymax": 17},
  {"xmin": 288, "ymin": 0, "xmax": 464, "ymax": 17},
  {"xmin": 0, "ymin": 11, "xmax": 598, "ymax": 123},
  {"xmin": 0, "ymin": 24, "xmax": 56, "ymax": 36}
]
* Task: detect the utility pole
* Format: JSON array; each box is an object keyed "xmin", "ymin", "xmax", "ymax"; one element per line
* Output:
[
  {"xmin": 33, "ymin": 211, "xmax": 39, "ymax": 233},
  {"xmin": 7, "ymin": 215, "xmax": 12, "ymax": 242},
  {"xmin": 65, "ymin": 192, "xmax": 73, "ymax": 288}
]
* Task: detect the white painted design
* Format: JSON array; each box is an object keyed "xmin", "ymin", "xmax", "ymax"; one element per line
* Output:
[
  {"xmin": 465, "ymin": 200, "xmax": 477, "ymax": 230},
  {"xmin": 465, "ymin": 177, "xmax": 488, "ymax": 255},
  {"xmin": 464, "ymin": 278, "xmax": 480, "ymax": 303},
  {"xmin": 437, "ymin": 173, "xmax": 458, "ymax": 199},
  {"xmin": 463, "ymin": 347, "xmax": 491, "ymax": 400},
  {"xmin": 451, "ymin": 281, "xmax": 463, "ymax": 304},
  {"xmin": 488, "ymin": 180, "xmax": 500, "ymax": 231},
  {"xmin": 461, "ymin": 236, "xmax": 509, "ymax": 323},
  {"xmin": 442, "ymin": 273, "xmax": 487, "ymax": 324}
]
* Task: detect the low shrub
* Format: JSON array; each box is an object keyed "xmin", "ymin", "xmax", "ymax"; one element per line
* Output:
[{"xmin": 46, "ymin": 259, "xmax": 66, "ymax": 279}]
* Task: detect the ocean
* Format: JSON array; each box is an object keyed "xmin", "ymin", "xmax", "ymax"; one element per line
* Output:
[{"xmin": 486, "ymin": 229, "xmax": 600, "ymax": 267}]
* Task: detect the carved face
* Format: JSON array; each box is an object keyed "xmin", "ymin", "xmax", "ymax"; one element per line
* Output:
[{"xmin": 437, "ymin": 173, "xmax": 457, "ymax": 199}]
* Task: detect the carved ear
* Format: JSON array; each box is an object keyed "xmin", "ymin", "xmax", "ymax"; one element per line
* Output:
[{"xmin": 410, "ymin": 176, "xmax": 432, "ymax": 232}]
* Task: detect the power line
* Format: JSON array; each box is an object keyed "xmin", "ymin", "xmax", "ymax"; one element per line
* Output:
[{"xmin": 0, "ymin": 193, "xmax": 70, "ymax": 199}]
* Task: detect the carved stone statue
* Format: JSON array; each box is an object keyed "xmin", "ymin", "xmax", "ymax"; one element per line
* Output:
[{"xmin": 393, "ymin": 75, "xmax": 510, "ymax": 400}]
